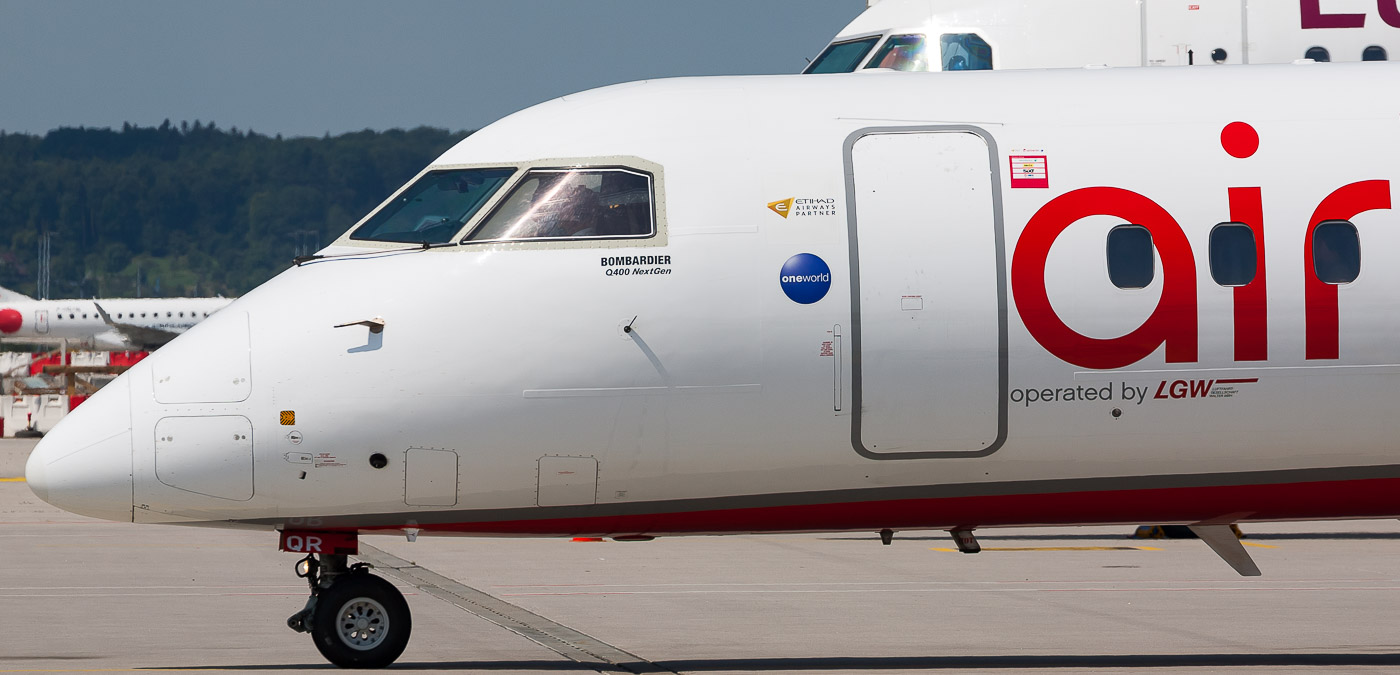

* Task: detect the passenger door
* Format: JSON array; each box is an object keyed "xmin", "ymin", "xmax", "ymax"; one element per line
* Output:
[
  {"xmin": 34, "ymin": 309, "xmax": 48, "ymax": 334},
  {"xmin": 846, "ymin": 129, "xmax": 1007, "ymax": 459}
]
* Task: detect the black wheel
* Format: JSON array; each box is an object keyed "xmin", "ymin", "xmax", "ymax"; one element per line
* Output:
[{"xmin": 310, "ymin": 573, "xmax": 411, "ymax": 668}]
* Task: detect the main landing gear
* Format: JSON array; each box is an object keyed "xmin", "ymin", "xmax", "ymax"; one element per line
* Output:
[{"xmin": 287, "ymin": 553, "xmax": 412, "ymax": 668}]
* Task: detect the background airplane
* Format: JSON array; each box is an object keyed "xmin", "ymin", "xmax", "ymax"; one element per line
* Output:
[
  {"xmin": 0, "ymin": 286, "xmax": 233, "ymax": 350},
  {"xmin": 806, "ymin": 0, "xmax": 1399, "ymax": 73}
]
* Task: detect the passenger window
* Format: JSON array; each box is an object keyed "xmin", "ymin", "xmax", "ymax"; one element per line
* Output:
[
  {"xmin": 864, "ymin": 34, "xmax": 929, "ymax": 71},
  {"xmin": 1313, "ymin": 220, "xmax": 1360, "ymax": 284},
  {"xmin": 1209, "ymin": 223, "xmax": 1257, "ymax": 287},
  {"xmin": 940, "ymin": 34, "xmax": 993, "ymax": 71},
  {"xmin": 805, "ymin": 36, "xmax": 881, "ymax": 74},
  {"xmin": 350, "ymin": 167, "xmax": 515, "ymax": 244},
  {"xmin": 1107, "ymin": 225, "xmax": 1154, "ymax": 289},
  {"xmin": 1363, "ymin": 45, "xmax": 1388, "ymax": 61},
  {"xmin": 466, "ymin": 168, "xmax": 654, "ymax": 242},
  {"xmin": 1305, "ymin": 46, "xmax": 1331, "ymax": 62}
]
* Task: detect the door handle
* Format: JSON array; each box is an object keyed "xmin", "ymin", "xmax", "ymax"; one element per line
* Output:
[{"xmin": 833, "ymin": 324, "xmax": 843, "ymax": 412}]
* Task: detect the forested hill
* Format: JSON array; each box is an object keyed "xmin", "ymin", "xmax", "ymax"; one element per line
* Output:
[{"xmin": 0, "ymin": 122, "xmax": 471, "ymax": 298}]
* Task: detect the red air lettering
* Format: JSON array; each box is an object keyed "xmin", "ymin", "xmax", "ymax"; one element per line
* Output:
[
  {"xmin": 1012, "ymin": 187, "xmax": 1198, "ymax": 370},
  {"xmin": 1228, "ymin": 187, "xmax": 1268, "ymax": 361},
  {"xmin": 1013, "ymin": 122, "xmax": 1392, "ymax": 370},
  {"xmin": 1304, "ymin": 180, "xmax": 1392, "ymax": 360}
]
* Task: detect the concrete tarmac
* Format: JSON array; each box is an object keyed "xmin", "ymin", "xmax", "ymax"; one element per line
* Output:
[{"xmin": 5, "ymin": 437, "xmax": 1400, "ymax": 674}]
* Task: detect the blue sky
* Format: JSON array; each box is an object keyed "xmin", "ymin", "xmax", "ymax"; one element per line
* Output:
[{"xmin": 0, "ymin": 1, "xmax": 864, "ymax": 137}]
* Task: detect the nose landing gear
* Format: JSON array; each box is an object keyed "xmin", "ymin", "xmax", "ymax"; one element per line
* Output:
[{"xmin": 287, "ymin": 553, "xmax": 412, "ymax": 668}]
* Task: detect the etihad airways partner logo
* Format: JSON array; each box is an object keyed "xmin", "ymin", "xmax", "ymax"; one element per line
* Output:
[{"xmin": 767, "ymin": 197, "xmax": 837, "ymax": 219}]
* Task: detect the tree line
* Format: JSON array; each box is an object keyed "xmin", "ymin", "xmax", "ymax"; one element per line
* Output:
[{"xmin": 0, "ymin": 121, "xmax": 470, "ymax": 298}]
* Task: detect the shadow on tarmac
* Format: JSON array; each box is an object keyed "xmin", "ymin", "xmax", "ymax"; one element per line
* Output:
[{"xmin": 147, "ymin": 653, "xmax": 1400, "ymax": 671}]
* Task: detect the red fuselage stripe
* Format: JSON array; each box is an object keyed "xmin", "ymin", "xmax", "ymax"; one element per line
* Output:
[{"xmin": 358, "ymin": 475, "xmax": 1400, "ymax": 537}]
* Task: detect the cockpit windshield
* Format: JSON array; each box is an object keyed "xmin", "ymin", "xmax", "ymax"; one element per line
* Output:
[
  {"xmin": 464, "ymin": 168, "xmax": 654, "ymax": 242},
  {"xmin": 864, "ymin": 34, "xmax": 930, "ymax": 71},
  {"xmin": 804, "ymin": 36, "xmax": 881, "ymax": 73},
  {"xmin": 940, "ymin": 33, "xmax": 994, "ymax": 71},
  {"xmin": 349, "ymin": 167, "xmax": 515, "ymax": 244}
]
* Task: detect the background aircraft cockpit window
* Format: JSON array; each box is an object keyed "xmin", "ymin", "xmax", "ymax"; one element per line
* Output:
[
  {"xmin": 863, "ymin": 34, "xmax": 929, "ymax": 71},
  {"xmin": 1313, "ymin": 220, "xmax": 1360, "ymax": 284},
  {"xmin": 1305, "ymin": 46, "xmax": 1331, "ymax": 62},
  {"xmin": 349, "ymin": 167, "xmax": 515, "ymax": 244},
  {"xmin": 1363, "ymin": 45, "xmax": 1388, "ymax": 61},
  {"xmin": 465, "ymin": 168, "xmax": 654, "ymax": 242},
  {"xmin": 940, "ymin": 34, "xmax": 993, "ymax": 71},
  {"xmin": 804, "ymin": 36, "xmax": 881, "ymax": 74},
  {"xmin": 1209, "ymin": 223, "xmax": 1257, "ymax": 287},
  {"xmin": 1107, "ymin": 224, "xmax": 1154, "ymax": 289}
]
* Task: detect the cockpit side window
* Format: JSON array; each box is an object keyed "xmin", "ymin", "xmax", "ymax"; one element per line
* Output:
[
  {"xmin": 464, "ymin": 168, "xmax": 654, "ymax": 243},
  {"xmin": 863, "ymin": 34, "xmax": 929, "ymax": 71},
  {"xmin": 804, "ymin": 36, "xmax": 881, "ymax": 74},
  {"xmin": 350, "ymin": 167, "xmax": 515, "ymax": 244},
  {"xmin": 940, "ymin": 33, "xmax": 993, "ymax": 71}
]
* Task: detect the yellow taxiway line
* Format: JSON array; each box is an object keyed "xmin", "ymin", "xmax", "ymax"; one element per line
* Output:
[
  {"xmin": 930, "ymin": 546, "xmax": 1163, "ymax": 552},
  {"xmin": 0, "ymin": 477, "xmax": 26, "ymax": 482}
]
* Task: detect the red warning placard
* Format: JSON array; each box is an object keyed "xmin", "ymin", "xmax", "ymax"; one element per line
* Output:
[
  {"xmin": 279, "ymin": 530, "xmax": 359, "ymax": 555},
  {"xmin": 1009, "ymin": 155, "xmax": 1049, "ymax": 188}
]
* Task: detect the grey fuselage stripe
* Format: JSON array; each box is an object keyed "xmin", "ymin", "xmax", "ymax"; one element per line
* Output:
[{"xmin": 224, "ymin": 464, "xmax": 1400, "ymax": 530}]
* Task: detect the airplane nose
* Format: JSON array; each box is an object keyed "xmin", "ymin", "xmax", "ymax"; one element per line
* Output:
[
  {"xmin": 25, "ymin": 380, "xmax": 133, "ymax": 522},
  {"xmin": 23, "ymin": 444, "xmax": 47, "ymax": 502}
]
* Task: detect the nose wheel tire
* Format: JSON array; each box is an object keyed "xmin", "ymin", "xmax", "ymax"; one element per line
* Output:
[{"xmin": 310, "ymin": 573, "xmax": 412, "ymax": 668}]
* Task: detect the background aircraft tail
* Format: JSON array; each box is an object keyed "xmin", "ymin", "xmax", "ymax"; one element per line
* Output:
[{"xmin": 0, "ymin": 285, "xmax": 35, "ymax": 302}]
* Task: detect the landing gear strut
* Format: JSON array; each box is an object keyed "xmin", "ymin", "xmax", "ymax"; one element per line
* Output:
[{"xmin": 287, "ymin": 553, "xmax": 412, "ymax": 668}]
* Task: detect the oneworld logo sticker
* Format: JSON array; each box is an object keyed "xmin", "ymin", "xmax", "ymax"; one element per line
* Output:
[{"xmin": 780, "ymin": 253, "xmax": 831, "ymax": 304}]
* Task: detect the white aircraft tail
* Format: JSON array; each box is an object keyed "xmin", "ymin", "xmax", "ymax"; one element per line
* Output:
[{"xmin": 0, "ymin": 285, "xmax": 34, "ymax": 302}]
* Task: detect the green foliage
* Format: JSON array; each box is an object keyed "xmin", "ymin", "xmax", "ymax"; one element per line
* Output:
[{"xmin": 0, "ymin": 123, "xmax": 471, "ymax": 297}]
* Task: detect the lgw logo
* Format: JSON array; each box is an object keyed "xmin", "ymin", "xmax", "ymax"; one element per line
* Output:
[
  {"xmin": 1152, "ymin": 378, "xmax": 1257, "ymax": 400},
  {"xmin": 1153, "ymin": 379, "xmax": 1215, "ymax": 399}
]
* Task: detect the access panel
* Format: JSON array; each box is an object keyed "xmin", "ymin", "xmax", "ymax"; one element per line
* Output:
[
  {"xmin": 152, "ymin": 311, "xmax": 251, "ymax": 404},
  {"xmin": 848, "ymin": 129, "xmax": 1007, "ymax": 459},
  {"xmin": 154, "ymin": 415, "xmax": 254, "ymax": 500},
  {"xmin": 536, "ymin": 455, "xmax": 598, "ymax": 507},
  {"xmin": 405, "ymin": 447, "xmax": 459, "ymax": 507}
]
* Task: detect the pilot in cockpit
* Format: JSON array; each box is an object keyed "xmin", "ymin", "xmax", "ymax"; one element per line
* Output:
[{"xmin": 532, "ymin": 184, "xmax": 600, "ymax": 238}]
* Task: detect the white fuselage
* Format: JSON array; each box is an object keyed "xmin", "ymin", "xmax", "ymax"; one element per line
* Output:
[
  {"xmin": 0, "ymin": 297, "xmax": 233, "ymax": 350},
  {"xmin": 25, "ymin": 62, "xmax": 1400, "ymax": 538}
]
